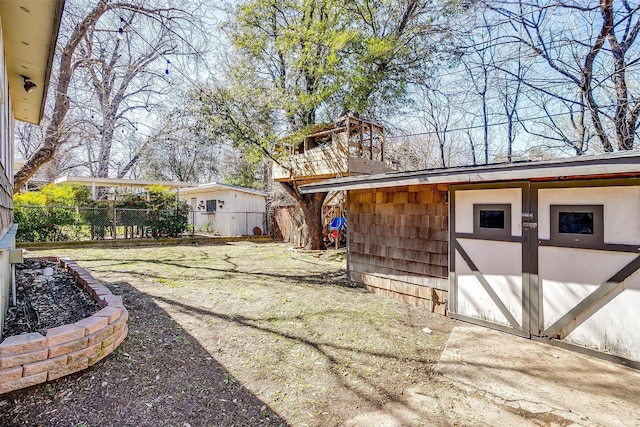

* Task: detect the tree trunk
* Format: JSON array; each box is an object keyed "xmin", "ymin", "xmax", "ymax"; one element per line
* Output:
[
  {"xmin": 466, "ymin": 132, "xmax": 477, "ymax": 166},
  {"xmin": 438, "ymin": 136, "xmax": 446, "ymax": 168},
  {"xmin": 13, "ymin": 0, "xmax": 113, "ymax": 193},
  {"xmin": 482, "ymin": 90, "xmax": 489, "ymax": 164},
  {"xmin": 97, "ymin": 118, "xmax": 116, "ymax": 178},
  {"xmin": 279, "ymin": 182, "xmax": 327, "ymax": 250},
  {"xmin": 581, "ymin": 0, "xmax": 614, "ymax": 152},
  {"xmin": 298, "ymin": 192, "xmax": 327, "ymax": 250}
]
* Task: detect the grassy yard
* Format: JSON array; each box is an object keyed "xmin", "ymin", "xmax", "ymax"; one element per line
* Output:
[{"xmin": 3, "ymin": 242, "xmax": 453, "ymax": 427}]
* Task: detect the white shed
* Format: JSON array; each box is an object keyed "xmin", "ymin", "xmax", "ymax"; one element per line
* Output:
[
  {"xmin": 178, "ymin": 183, "xmax": 267, "ymax": 236},
  {"xmin": 300, "ymin": 151, "xmax": 640, "ymax": 368}
]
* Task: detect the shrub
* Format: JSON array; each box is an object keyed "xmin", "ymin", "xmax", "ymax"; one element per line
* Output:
[
  {"xmin": 78, "ymin": 202, "xmax": 111, "ymax": 240},
  {"xmin": 14, "ymin": 184, "xmax": 82, "ymax": 242},
  {"xmin": 14, "ymin": 184, "xmax": 190, "ymax": 241},
  {"xmin": 146, "ymin": 185, "xmax": 190, "ymax": 238}
]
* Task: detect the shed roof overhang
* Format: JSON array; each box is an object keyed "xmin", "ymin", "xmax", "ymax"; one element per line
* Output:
[
  {"xmin": 1, "ymin": 0, "xmax": 65, "ymax": 124},
  {"xmin": 178, "ymin": 182, "xmax": 268, "ymax": 197},
  {"xmin": 299, "ymin": 151, "xmax": 640, "ymax": 194}
]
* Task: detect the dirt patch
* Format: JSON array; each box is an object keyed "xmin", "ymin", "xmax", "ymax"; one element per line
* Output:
[
  {"xmin": 2, "ymin": 258, "xmax": 100, "ymax": 338},
  {"xmin": 1, "ymin": 243, "xmax": 453, "ymax": 426}
]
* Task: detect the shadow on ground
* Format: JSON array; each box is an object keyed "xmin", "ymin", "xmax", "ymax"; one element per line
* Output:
[
  {"xmin": 435, "ymin": 325, "xmax": 640, "ymax": 427},
  {"xmin": 0, "ymin": 281, "xmax": 287, "ymax": 427},
  {"xmin": 72, "ymin": 250, "xmax": 356, "ymax": 289},
  {"xmin": 18, "ymin": 243, "xmax": 454, "ymax": 426}
]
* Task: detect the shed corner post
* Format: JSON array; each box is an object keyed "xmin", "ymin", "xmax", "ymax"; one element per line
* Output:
[{"xmin": 447, "ymin": 187, "xmax": 456, "ymax": 316}]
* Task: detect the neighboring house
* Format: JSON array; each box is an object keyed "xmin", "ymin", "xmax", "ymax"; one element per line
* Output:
[
  {"xmin": 300, "ymin": 152, "xmax": 640, "ymax": 368},
  {"xmin": 179, "ymin": 183, "xmax": 267, "ymax": 236},
  {"xmin": 0, "ymin": 0, "xmax": 64, "ymax": 333}
]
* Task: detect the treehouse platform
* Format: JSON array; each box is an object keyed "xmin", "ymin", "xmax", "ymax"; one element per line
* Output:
[{"xmin": 272, "ymin": 116, "xmax": 396, "ymax": 185}]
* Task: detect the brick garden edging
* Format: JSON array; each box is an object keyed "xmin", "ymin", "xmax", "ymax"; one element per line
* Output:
[{"xmin": 0, "ymin": 257, "xmax": 128, "ymax": 394}]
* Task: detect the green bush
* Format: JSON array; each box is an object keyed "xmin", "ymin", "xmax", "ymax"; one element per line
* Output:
[
  {"xmin": 146, "ymin": 185, "xmax": 190, "ymax": 238},
  {"xmin": 117, "ymin": 195, "xmax": 148, "ymax": 237},
  {"xmin": 14, "ymin": 184, "xmax": 82, "ymax": 242},
  {"xmin": 79, "ymin": 203, "xmax": 111, "ymax": 240},
  {"xmin": 14, "ymin": 184, "xmax": 190, "ymax": 241}
]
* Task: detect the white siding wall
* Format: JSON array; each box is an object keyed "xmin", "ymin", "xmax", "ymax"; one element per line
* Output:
[
  {"xmin": 0, "ymin": 24, "xmax": 16, "ymax": 334},
  {"xmin": 453, "ymin": 188, "xmax": 524, "ymax": 329},
  {"xmin": 454, "ymin": 188, "xmax": 522, "ymax": 236},
  {"xmin": 537, "ymin": 186, "xmax": 640, "ymax": 244}
]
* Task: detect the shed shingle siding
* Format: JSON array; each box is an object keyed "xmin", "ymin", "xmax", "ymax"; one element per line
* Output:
[{"xmin": 348, "ymin": 184, "xmax": 448, "ymax": 313}]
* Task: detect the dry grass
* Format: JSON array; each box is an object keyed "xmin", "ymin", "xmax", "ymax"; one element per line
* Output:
[{"xmin": 18, "ymin": 241, "xmax": 453, "ymax": 426}]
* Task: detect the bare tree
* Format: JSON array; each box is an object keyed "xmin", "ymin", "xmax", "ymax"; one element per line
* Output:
[
  {"xmin": 14, "ymin": 0, "xmax": 207, "ymax": 193},
  {"xmin": 517, "ymin": 94, "xmax": 596, "ymax": 156},
  {"xmin": 489, "ymin": 0, "xmax": 640, "ymax": 152},
  {"xmin": 458, "ymin": 12, "xmax": 498, "ymax": 164},
  {"xmin": 78, "ymin": 10, "xmax": 176, "ymax": 178},
  {"xmin": 418, "ymin": 87, "xmax": 454, "ymax": 168},
  {"xmin": 387, "ymin": 135, "xmax": 433, "ymax": 171},
  {"xmin": 139, "ymin": 110, "xmax": 221, "ymax": 183},
  {"xmin": 498, "ymin": 47, "xmax": 526, "ymax": 161}
]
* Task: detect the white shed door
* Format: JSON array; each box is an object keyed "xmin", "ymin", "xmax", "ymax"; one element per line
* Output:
[
  {"xmin": 449, "ymin": 184, "xmax": 531, "ymax": 337},
  {"xmin": 533, "ymin": 184, "xmax": 640, "ymax": 363}
]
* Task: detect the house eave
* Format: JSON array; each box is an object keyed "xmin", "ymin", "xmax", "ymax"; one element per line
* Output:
[
  {"xmin": 54, "ymin": 176, "xmax": 198, "ymax": 189},
  {"xmin": 1, "ymin": 0, "xmax": 65, "ymax": 124}
]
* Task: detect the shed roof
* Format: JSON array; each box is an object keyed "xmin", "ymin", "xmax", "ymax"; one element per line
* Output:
[
  {"xmin": 299, "ymin": 151, "xmax": 640, "ymax": 193},
  {"xmin": 179, "ymin": 182, "xmax": 267, "ymax": 197}
]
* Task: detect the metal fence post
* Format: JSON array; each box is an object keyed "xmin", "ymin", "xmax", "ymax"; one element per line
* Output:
[
  {"xmin": 192, "ymin": 208, "xmax": 195, "ymax": 237},
  {"xmin": 112, "ymin": 205, "xmax": 117, "ymax": 240}
]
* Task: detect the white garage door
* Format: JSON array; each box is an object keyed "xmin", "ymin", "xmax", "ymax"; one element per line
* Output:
[
  {"xmin": 449, "ymin": 180, "xmax": 640, "ymax": 367},
  {"xmin": 449, "ymin": 183, "xmax": 531, "ymax": 338},
  {"xmin": 533, "ymin": 183, "xmax": 640, "ymax": 364}
]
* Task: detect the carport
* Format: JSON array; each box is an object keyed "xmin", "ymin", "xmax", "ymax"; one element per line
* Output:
[{"xmin": 300, "ymin": 151, "xmax": 640, "ymax": 368}]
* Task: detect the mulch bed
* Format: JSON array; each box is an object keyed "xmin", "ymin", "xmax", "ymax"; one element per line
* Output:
[{"xmin": 1, "ymin": 258, "xmax": 100, "ymax": 340}]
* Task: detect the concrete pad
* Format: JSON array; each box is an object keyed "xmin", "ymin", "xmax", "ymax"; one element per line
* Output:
[
  {"xmin": 344, "ymin": 325, "xmax": 640, "ymax": 427},
  {"xmin": 435, "ymin": 325, "xmax": 640, "ymax": 427},
  {"xmin": 343, "ymin": 382, "xmax": 539, "ymax": 427}
]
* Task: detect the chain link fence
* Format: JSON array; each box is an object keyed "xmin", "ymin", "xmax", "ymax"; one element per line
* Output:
[{"xmin": 14, "ymin": 205, "xmax": 195, "ymax": 243}]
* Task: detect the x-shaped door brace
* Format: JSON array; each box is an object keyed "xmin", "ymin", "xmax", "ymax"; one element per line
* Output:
[
  {"xmin": 542, "ymin": 255, "xmax": 640, "ymax": 339},
  {"xmin": 455, "ymin": 241, "xmax": 521, "ymax": 330}
]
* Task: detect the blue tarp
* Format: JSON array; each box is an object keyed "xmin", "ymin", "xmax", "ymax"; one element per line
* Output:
[{"xmin": 329, "ymin": 217, "xmax": 345, "ymax": 230}]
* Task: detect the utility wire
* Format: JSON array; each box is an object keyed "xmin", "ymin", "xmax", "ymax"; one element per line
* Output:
[{"xmin": 386, "ymin": 108, "xmax": 603, "ymax": 140}]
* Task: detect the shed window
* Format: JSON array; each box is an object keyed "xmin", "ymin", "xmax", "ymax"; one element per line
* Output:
[
  {"xmin": 472, "ymin": 204, "xmax": 512, "ymax": 240},
  {"xmin": 549, "ymin": 205, "xmax": 603, "ymax": 247},
  {"xmin": 558, "ymin": 212, "xmax": 593, "ymax": 234},
  {"xmin": 479, "ymin": 210, "xmax": 505, "ymax": 229},
  {"xmin": 206, "ymin": 199, "xmax": 217, "ymax": 213}
]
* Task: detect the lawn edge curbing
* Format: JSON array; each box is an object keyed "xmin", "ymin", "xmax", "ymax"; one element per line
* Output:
[{"xmin": 0, "ymin": 257, "xmax": 128, "ymax": 394}]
